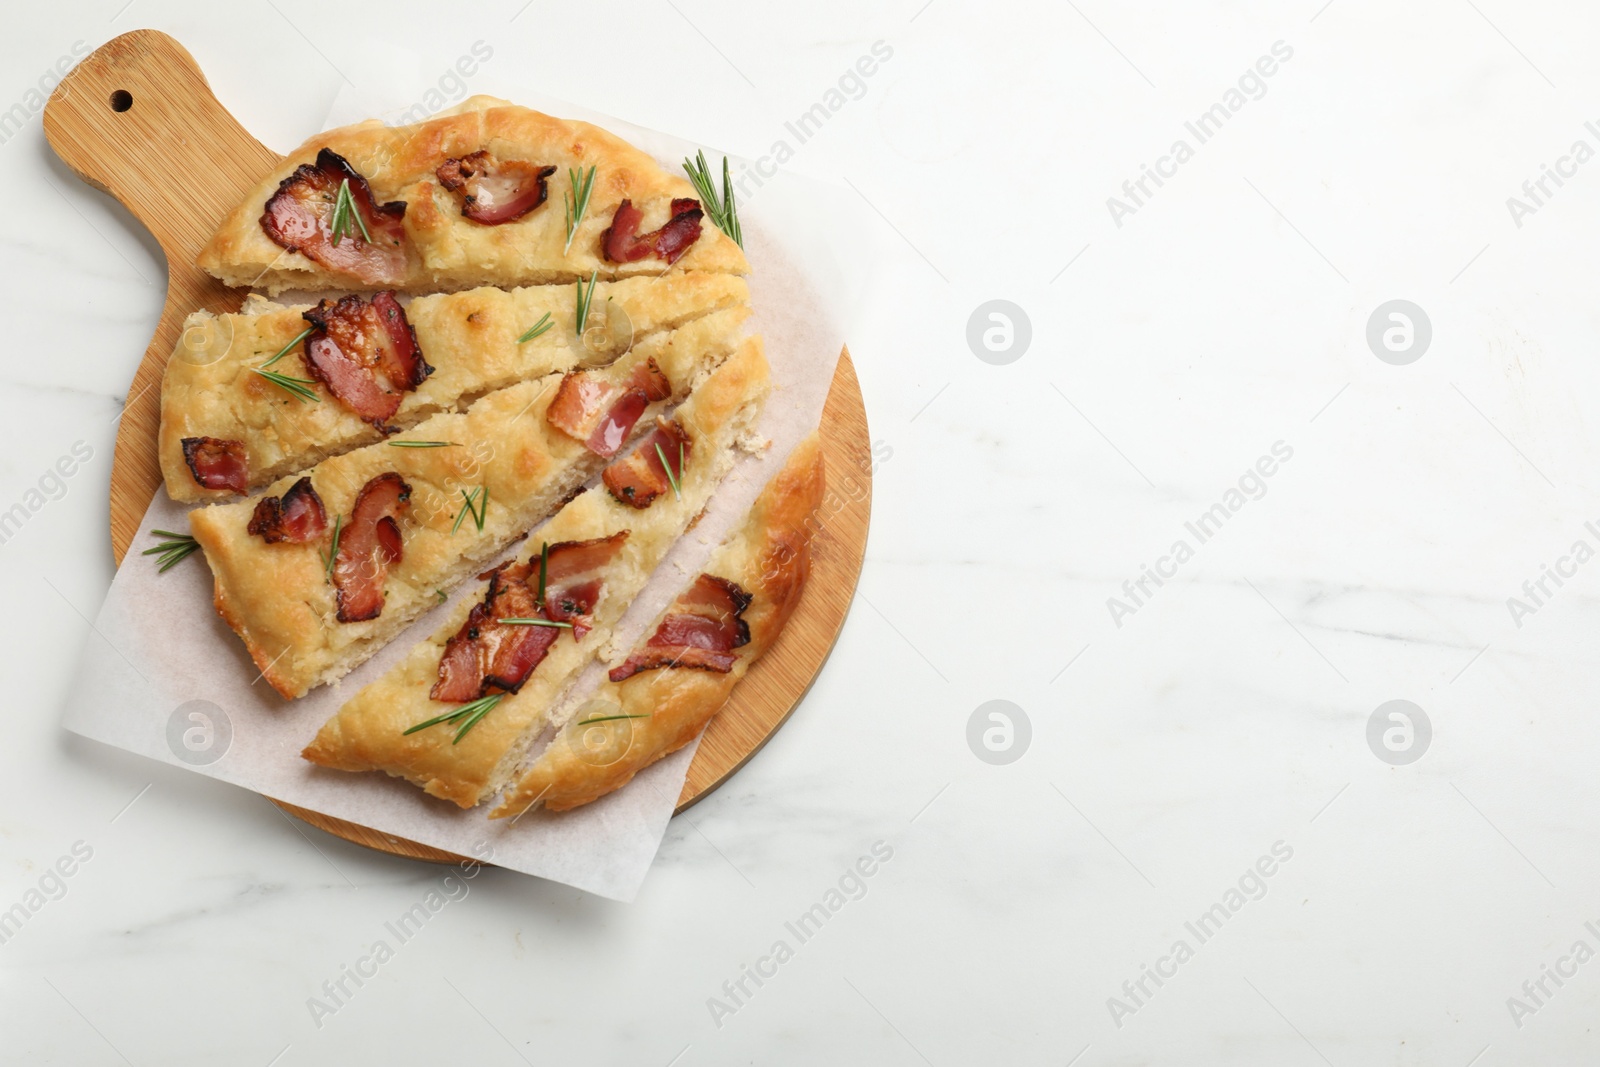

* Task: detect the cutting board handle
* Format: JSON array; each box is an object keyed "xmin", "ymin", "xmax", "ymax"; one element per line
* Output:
[
  {"xmin": 43, "ymin": 30, "xmax": 285, "ymax": 563},
  {"xmin": 43, "ymin": 29, "xmax": 278, "ymax": 265}
]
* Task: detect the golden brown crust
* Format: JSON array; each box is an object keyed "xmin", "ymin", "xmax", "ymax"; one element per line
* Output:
[
  {"xmin": 197, "ymin": 97, "xmax": 748, "ymax": 294},
  {"xmin": 491, "ymin": 433, "xmax": 825, "ymax": 815},
  {"xmin": 190, "ymin": 324, "xmax": 748, "ymax": 701},
  {"xmin": 159, "ymin": 273, "xmax": 748, "ymax": 502},
  {"xmin": 300, "ymin": 340, "xmax": 772, "ymax": 807}
]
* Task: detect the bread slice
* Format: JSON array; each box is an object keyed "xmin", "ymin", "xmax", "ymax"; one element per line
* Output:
[
  {"xmin": 188, "ymin": 323, "xmax": 748, "ymax": 700},
  {"xmin": 196, "ymin": 96, "xmax": 747, "ymax": 295},
  {"xmin": 492, "ymin": 433, "xmax": 824, "ymax": 816},
  {"xmin": 161, "ymin": 273, "xmax": 749, "ymax": 502},
  {"xmin": 301, "ymin": 339, "xmax": 771, "ymax": 807}
]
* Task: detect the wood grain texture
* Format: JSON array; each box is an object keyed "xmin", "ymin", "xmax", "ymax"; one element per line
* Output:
[
  {"xmin": 676, "ymin": 351, "xmax": 870, "ymax": 809},
  {"xmin": 48, "ymin": 30, "xmax": 870, "ymax": 867},
  {"xmin": 43, "ymin": 30, "xmax": 279, "ymax": 564}
]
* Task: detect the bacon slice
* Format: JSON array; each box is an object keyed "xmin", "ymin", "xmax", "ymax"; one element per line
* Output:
[
  {"xmin": 246, "ymin": 477, "xmax": 327, "ymax": 544},
  {"xmin": 602, "ymin": 418, "xmax": 691, "ymax": 509},
  {"xmin": 430, "ymin": 533, "xmax": 630, "ymax": 702},
  {"xmin": 433, "ymin": 562, "xmax": 556, "ymax": 702},
  {"xmin": 601, "ymin": 198, "xmax": 704, "ymax": 264},
  {"xmin": 610, "ymin": 574, "xmax": 751, "ymax": 681},
  {"xmin": 260, "ymin": 148, "xmax": 410, "ymax": 286},
  {"xmin": 436, "ymin": 151, "xmax": 556, "ymax": 225},
  {"xmin": 181, "ymin": 437, "xmax": 248, "ymax": 493},
  {"xmin": 302, "ymin": 291, "xmax": 433, "ymax": 427},
  {"xmin": 332, "ymin": 473, "xmax": 411, "ymax": 623},
  {"xmin": 546, "ymin": 358, "xmax": 672, "ymax": 456}
]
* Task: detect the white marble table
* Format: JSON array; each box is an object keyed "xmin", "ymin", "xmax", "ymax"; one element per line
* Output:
[{"xmin": 4, "ymin": 2, "xmax": 1600, "ymax": 1063}]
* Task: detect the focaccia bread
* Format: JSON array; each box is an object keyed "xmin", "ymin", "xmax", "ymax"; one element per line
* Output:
[
  {"xmin": 492, "ymin": 433, "xmax": 823, "ymax": 816},
  {"xmin": 197, "ymin": 96, "xmax": 748, "ymax": 295},
  {"xmin": 160, "ymin": 274, "xmax": 748, "ymax": 501},
  {"xmin": 301, "ymin": 339, "xmax": 771, "ymax": 807},
  {"xmin": 189, "ymin": 324, "xmax": 746, "ymax": 700}
]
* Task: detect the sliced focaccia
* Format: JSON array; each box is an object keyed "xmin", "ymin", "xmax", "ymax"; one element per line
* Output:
[
  {"xmin": 188, "ymin": 325, "xmax": 751, "ymax": 700},
  {"xmin": 492, "ymin": 434, "xmax": 823, "ymax": 816},
  {"xmin": 300, "ymin": 339, "xmax": 771, "ymax": 807},
  {"xmin": 197, "ymin": 96, "xmax": 747, "ymax": 295},
  {"xmin": 160, "ymin": 273, "xmax": 749, "ymax": 501}
]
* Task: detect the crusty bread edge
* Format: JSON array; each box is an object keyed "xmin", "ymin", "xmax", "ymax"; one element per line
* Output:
[{"xmin": 490, "ymin": 431, "xmax": 826, "ymax": 816}]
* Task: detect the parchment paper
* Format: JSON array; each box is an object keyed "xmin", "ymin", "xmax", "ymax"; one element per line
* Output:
[{"xmin": 60, "ymin": 80, "xmax": 866, "ymax": 901}]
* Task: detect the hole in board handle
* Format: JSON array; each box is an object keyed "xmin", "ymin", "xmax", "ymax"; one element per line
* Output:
[{"xmin": 109, "ymin": 90, "xmax": 133, "ymax": 112}]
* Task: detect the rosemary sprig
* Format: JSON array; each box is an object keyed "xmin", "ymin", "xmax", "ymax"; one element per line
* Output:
[
  {"xmin": 683, "ymin": 150, "xmax": 742, "ymax": 248},
  {"xmin": 143, "ymin": 529, "xmax": 200, "ymax": 572},
  {"xmin": 435, "ymin": 588, "xmax": 448, "ymax": 604},
  {"xmin": 563, "ymin": 165, "xmax": 597, "ymax": 253},
  {"xmin": 576, "ymin": 713, "xmax": 651, "ymax": 725},
  {"xmin": 499, "ymin": 618, "xmax": 573, "ymax": 628},
  {"xmin": 329, "ymin": 183, "xmax": 349, "ymax": 244},
  {"xmin": 319, "ymin": 513, "xmax": 343, "ymax": 580},
  {"xmin": 329, "ymin": 178, "xmax": 372, "ymax": 246},
  {"xmin": 574, "ymin": 271, "xmax": 599, "ymax": 336},
  {"xmin": 402, "ymin": 692, "xmax": 504, "ymax": 744},
  {"xmin": 452, "ymin": 487, "xmax": 487, "ymax": 534},
  {"xmin": 386, "ymin": 440, "xmax": 457, "ymax": 448},
  {"xmin": 517, "ymin": 312, "xmax": 554, "ymax": 343},
  {"xmin": 261, "ymin": 327, "xmax": 312, "ymax": 368},
  {"xmin": 253, "ymin": 368, "xmax": 320, "ymax": 403},
  {"xmin": 655, "ymin": 441, "xmax": 682, "ymax": 501},
  {"xmin": 450, "ymin": 490, "xmax": 475, "ymax": 534}
]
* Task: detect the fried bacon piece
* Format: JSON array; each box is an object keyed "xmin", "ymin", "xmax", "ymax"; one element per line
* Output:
[
  {"xmin": 246, "ymin": 477, "xmax": 327, "ymax": 544},
  {"xmin": 601, "ymin": 198, "xmax": 703, "ymax": 264},
  {"xmin": 609, "ymin": 574, "xmax": 751, "ymax": 681},
  {"xmin": 433, "ymin": 561, "xmax": 552, "ymax": 703},
  {"xmin": 436, "ymin": 151, "xmax": 556, "ymax": 225},
  {"xmin": 301, "ymin": 291, "xmax": 432, "ymax": 427},
  {"xmin": 431, "ymin": 533, "xmax": 630, "ymax": 703},
  {"xmin": 260, "ymin": 148, "xmax": 410, "ymax": 286},
  {"xmin": 546, "ymin": 358, "xmax": 672, "ymax": 456},
  {"xmin": 332, "ymin": 473, "xmax": 411, "ymax": 623},
  {"xmin": 602, "ymin": 418, "xmax": 691, "ymax": 509},
  {"xmin": 181, "ymin": 437, "xmax": 248, "ymax": 493}
]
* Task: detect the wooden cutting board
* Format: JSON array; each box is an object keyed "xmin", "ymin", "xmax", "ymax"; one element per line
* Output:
[{"xmin": 43, "ymin": 30, "xmax": 870, "ymax": 864}]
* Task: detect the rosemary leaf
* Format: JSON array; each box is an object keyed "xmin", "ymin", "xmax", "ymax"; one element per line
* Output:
[
  {"xmin": 144, "ymin": 530, "xmax": 200, "ymax": 572},
  {"xmin": 157, "ymin": 543, "xmax": 200, "ymax": 572},
  {"xmin": 386, "ymin": 440, "xmax": 457, "ymax": 448},
  {"xmin": 517, "ymin": 312, "xmax": 554, "ymax": 343},
  {"xmin": 574, "ymin": 270, "xmax": 599, "ymax": 336},
  {"xmin": 329, "ymin": 186, "xmax": 347, "ymax": 245},
  {"xmin": 322, "ymin": 513, "xmax": 343, "ymax": 581},
  {"xmin": 563, "ymin": 165, "xmax": 597, "ymax": 254},
  {"xmin": 452, "ymin": 698, "xmax": 500, "ymax": 743},
  {"xmin": 499, "ymin": 618, "xmax": 573, "ymax": 628},
  {"xmin": 329, "ymin": 178, "xmax": 371, "ymax": 246},
  {"xmin": 721, "ymin": 154, "xmax": 742, "ymax": 248},
  {"xmin": 253, "ymin": 368, "xmax": 320, "ymax": 403},
  {"xmin": 576, "ymin": 713, "xmax": 651, "ymax": 725},
  {"xmin": 683, "ymin": 150, "xmax": 742, "ymax": 248},
  {"xmin": 452, "ymin": 488, "xmax": 486, "ymax": 535},
  {"xmin": 451, "ymin": 488, "xmax": 477, "ymax": 535},
  {"xmin": 655, "ymin": 442, "xmax": 682, "ymax": 501},
  {"xmin": 348, "ymin": 185, "xmax": 373, "ymax": 243},
  {"xmin": 402, "ymin": 692, "xmax": 504, "ymax": 743},
  {"xmin": 261, "ymin": 327, "xmax": 312, "ymax": 368}
]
